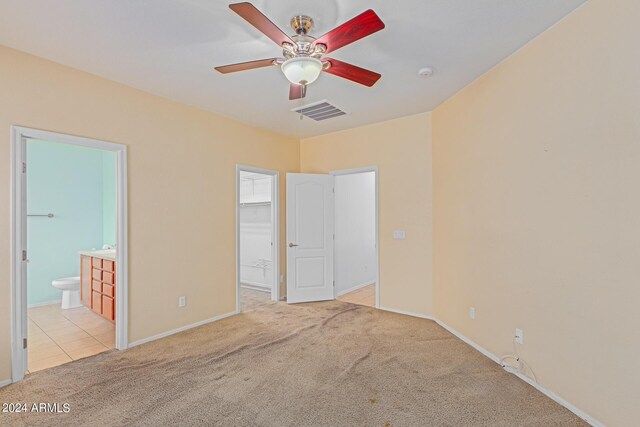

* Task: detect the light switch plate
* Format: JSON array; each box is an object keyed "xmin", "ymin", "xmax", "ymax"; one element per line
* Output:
[
  {"xmin": 178, "ymin": 296, "xmax": 186, "ymax": 307},
  {"xmin": 393, "ymin": 230, "xmax": 406, "ymax": 239}
]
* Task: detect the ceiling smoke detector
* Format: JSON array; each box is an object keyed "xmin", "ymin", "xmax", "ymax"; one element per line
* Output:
[{"xmin": 418, "ymin": 67, "xmax": 434, "ymax": 78}]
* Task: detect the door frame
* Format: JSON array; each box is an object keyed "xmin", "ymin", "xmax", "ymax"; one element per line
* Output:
[
  {"xmin": 330, "ymin": 166, "xmax": 380, "ymax": 308},
  {"xmin": 236, "ymin": 165, "xmax": 280, "ymax": 311},
  {"xmin": 10, "ymin": 126, "xmax": 129, "ymax": 382}
]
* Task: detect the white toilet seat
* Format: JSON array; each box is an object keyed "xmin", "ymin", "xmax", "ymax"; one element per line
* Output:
[
  {"xmin": 52, "ymin": 276, "xmax": 80, "ymax": 291},
  {"xmin": 51, "ymin": 276, "xmax": 82, "ymax": 309}
]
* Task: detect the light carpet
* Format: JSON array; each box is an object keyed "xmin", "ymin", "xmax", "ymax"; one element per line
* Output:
[{"xmin": 1, "ymin": 290, "xmax": 586, "ymax": 426}]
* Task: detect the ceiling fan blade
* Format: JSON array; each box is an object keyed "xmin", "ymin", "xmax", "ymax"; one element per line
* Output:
[
  {"xmin": 229, "ymin": 2, "xmax": 294, "ymax": 46},
  {"xmin": 289, "ymin": 84, "xmax": 306, "ymax": 100},
  {"xmin": 323, "ymin": 59, "xmax": 381, "ymax": 87},
  {"xmin": 214, "ymin": 58, "xmax": 277, "ymax": 74},
  {"xmin": 313, "ymin": 10, "xmax": 385, "ymax": 54}
]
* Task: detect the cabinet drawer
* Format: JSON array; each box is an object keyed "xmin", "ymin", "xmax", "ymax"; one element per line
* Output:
[
  {"xmin": 102, "ymin": 271, "xmax": 115, "ymax": 285},
  {"xmin": 92, "ymin": 257, "xmax": 102, "ymax": 268},
  {"xmin": 92, "ymin": 268, "xmax": 102, "ymax": 281},
  {"xmin": 102, "ymin": 283, "xmax": 115, "ymax": 298},
  {"xmin": 92, "ymin": 280, "xmax": 102, "ymax": 293},
  {"xmin": 103, "ymin": 260, "xmax": 115, "ymax": 272},
  {"xmin": 102, "ymin": 295, "xmax": 114, "ymax": 321},
  {"xmin": 92, "ymin": 291, "xmax": 102, "ymax": 314}
]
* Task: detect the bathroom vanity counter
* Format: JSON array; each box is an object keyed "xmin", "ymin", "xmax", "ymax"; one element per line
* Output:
[
  {"xmin": 79, "ymin": 250, "xmax": 116, "ymax": 322},
  {"xmin": 79, "ymin": 249, "xmax": 116, "ymax": 261}
]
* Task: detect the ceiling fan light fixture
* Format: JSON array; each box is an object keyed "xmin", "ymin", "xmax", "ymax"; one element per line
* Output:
[{"xmin": 281, "ymin": 56, "xmax": 323, "ymax": 85}]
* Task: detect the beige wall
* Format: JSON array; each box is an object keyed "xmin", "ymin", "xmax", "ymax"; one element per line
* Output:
[
  {"xmin": 0, "ymin": 45, "xmax": 299, "ymax": 381},
  {"xmin": 432, "ymin": 0, "xmax": 639, "ymax": 425},
  {"xmin": 301, "ymin": 113, "xmax": 433, "ymax": 316}
]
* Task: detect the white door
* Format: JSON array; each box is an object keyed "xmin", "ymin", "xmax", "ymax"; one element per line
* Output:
[{"xmin": 286, "ymin": 173, "xmax": 334, "ymax": 303}]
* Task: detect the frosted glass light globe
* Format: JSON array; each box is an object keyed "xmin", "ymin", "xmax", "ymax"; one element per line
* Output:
[{"xmin": 281, "ymin": 57, "xmax": 323, "ymax": 85}]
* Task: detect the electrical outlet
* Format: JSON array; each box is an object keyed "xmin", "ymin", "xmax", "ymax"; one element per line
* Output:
[
  {"xmin": 515, "ymin": 328, "xmax": 524, "ymax": 344},
  {"xmin": 178, "ymin": 296, "xmax": 186, "ymax": 307},
  {"xmin": 393, "ymin": 230, "xmax": 406, "ymax": 239},
  {"xmin": 469, "ymin": 307, "xmax": 476, "ymax": 320}
]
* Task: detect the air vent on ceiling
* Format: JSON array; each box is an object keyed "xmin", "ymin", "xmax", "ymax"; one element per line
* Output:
[{"xmin": 291, "ymin": 100, "xmax": 348, "ymax": 122}]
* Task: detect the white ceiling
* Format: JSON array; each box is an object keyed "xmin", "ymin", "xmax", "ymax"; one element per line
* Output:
[{"xmin": 0, "ymin": 0, "xmax": 585, "ymax": 138}]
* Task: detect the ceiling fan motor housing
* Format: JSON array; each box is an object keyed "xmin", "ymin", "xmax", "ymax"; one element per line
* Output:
[{"xmin": 290, "ymin": 15, "xmax": 314, "ymax": 35}]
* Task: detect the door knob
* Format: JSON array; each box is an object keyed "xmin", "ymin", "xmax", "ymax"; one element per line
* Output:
[{"xmin": 289, "ymin": 243, "xmax": 299, "ymax": 247}]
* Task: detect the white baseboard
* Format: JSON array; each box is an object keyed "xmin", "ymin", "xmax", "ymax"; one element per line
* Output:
[
  {"xmin": 27, "ymin": 299, "xmax": 62, "ymax": 309},
  {"xmin": 0, "ymin": 378, "xmax": 12, "ymax": 388},
  {"xmin": 336, "ymin": 281, "xmax": 375, "ymax": 297},
  {"xmin": 128, "ymin": 310, "xmax": 238, "ymax": 348},
  {"xmin": 379, "ymin": 306, "xmax": 434, "ymax": 320},
  {"xmin": 432, "ymin": 319, "xmax": 501, "ymax": 364},
  {"xmin": 509, "ymin": 367, "xmax": 604, "ymax": 427}
]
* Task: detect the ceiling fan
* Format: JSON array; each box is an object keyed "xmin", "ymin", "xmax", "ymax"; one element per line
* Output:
[{"xmin": 214, "ymin": 2, "xmax": 385, "ymax": 100}]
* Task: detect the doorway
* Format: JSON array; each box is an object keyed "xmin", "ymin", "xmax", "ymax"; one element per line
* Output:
[
  {"xmin": 333, "ymin": 169, "xmax": 378, "ymax": 308},
  {"xmin": 11, "ymin": 127, "xmax": 128, "ymax": 383},
  {"xmin": 285, "ymin": 167, "xmax": 379, "ymax": 308},
  {"xmin": 236, "ymin": 165, "xmax": 279, "ymax": 312}
]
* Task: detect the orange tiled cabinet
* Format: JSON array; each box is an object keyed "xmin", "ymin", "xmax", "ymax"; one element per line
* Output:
[{"xmin": 80, "ymin": 255, "xmax": 116, "ymax": 322}]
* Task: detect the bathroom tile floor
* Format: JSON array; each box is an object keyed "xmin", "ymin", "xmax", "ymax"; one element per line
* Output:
[
  {"xmin": 27, "ymin": 304, "xmax": 114, "ymax": 373},
  {"xmin": 336, "ymin": 284, "xmax": 376, "ymax": 308}
]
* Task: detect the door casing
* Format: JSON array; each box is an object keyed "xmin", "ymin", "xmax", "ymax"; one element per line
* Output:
[{"xmin": 10, "ymin": 126, "xmax": 129, "ymax": 383}]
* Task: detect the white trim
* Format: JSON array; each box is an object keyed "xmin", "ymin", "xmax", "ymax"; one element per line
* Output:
[
  {"xmin": 236, "ymin": 165, "xmax": 280, "ymax": 312},
  {"xmin": 128, "ymin": 311, "xmax": 237, "ymax": 348},
  {"xmin": 432, "ymin": 319, "xmax": 500, "ymax": 363},
  {"xmin": 379, "ymin": 306, "xmax": 434, "ymax": 320},
  {"xmin": 509, "ymin": 369, "xmax": 604, "ymax": 427},
  {"xmin": 330, "ymin": 166, "xmax": 380, "ymax": 309},
  {"xmin": 10, "ymin": 127, "xmax": 27, "ymax": 384},
  {"xmin": 336, "ymin": 281, "xmax": 375, "ymax": 297},
  {"xmin": 27, "ymin": 299, "xmax": 62, "ymax": 309},
  {"xmin": 432, "ymin": 318, "xmax": 604, "ymax": 427},
  {"xmin": 0, "ymin": 379, "xmax": 12, "ymax": 388},
  {"xmin": 10, "ymin": 126, "xmax": 129, "ymax": 384}
]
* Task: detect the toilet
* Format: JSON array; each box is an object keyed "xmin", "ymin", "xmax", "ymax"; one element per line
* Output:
[{"xmin": 51, "ymin": 276, "xmax": 82, "ymax": 309}]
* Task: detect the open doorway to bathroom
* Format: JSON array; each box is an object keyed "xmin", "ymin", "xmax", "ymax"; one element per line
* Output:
[
  {"xmin": 11, "ymin": 127, "xmax": 128, "ymax": 383},
  {"xmin": 236, "ymin": 166, "xmax": 279, "ymax": 312},
  {"xmin": 24, "ymin": 139, "xmax": 116, "ymax": 373}
]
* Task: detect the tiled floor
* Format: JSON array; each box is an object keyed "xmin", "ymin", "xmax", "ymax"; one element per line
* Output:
[
  {"xmin": 336, "ymin": 284, "xmax": 376, "ymax": 308},
  {"xmin": 27, "ymin": 304, "xmax": 115, "ymax": 373}
]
